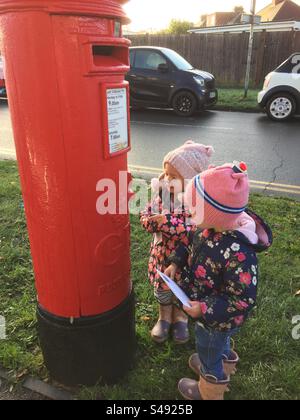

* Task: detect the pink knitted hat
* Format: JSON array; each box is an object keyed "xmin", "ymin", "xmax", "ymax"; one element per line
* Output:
[
  {"xmin": 163, "ymin": 141, "xmax": 214, "ymax": 180},
  {"xmin": 185, "ymin": 162, "xmax": 250, "ymax": 230}
]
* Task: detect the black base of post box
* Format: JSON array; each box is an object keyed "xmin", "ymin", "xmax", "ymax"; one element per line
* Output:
[{"xmin": 37, "ymin": 291, "xmax": 136, "ymax": 387}]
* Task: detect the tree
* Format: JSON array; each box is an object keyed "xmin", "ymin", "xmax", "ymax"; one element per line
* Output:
[
  {"xmin": 234, "ymin": 6, "xmax": 245, "ymax": 14},
  {"xmin": 166, "ymin": 19, "xmax": 193, "ymax": 35}
]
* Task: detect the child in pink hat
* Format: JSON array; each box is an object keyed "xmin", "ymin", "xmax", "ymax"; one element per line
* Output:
[
  {"xmin": 140, "ymin": 141, "xmax": 214, "ymax": 344},
  {"xmin": 165, "ymin": 162, "xmax": 273, "ymax": 400}
]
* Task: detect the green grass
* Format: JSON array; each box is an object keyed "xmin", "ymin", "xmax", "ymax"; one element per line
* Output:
[
  {"xmin": 216, "ymin": 89, "xmax": 260, "ymax": 112},
  {"xmin": 0, "ymin": 160, "xmax": 300, "ymax": 400}
]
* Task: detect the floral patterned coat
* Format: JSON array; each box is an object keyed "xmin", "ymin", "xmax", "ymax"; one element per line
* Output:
[
  {"xmin": 140, "ymin": 194, "xmax": 195, "ymax": 292},
  {"xmin": 169, "ymin": 210, "xmax": 273, "ymax": 332}
]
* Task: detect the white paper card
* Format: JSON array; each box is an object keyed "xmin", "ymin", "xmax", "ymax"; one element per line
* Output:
[
  {"xmin": 157, "ymin": 270, "xmax": 192, "ymax": 308},
  {"xmin": 107, "ymin": 88, "xmax": 128, "ymax": 154}
]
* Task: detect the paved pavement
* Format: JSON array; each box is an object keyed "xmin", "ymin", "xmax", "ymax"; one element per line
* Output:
[
  {"xmin": 1, "ymin": 101, "xmax": 300, "ymax": 197},
  {"xmin": 0, "ymin": 378, "xmax": 46, "ymax": 400},
  {"xmin": 0, "ymin": 369, "xmax": 71, "ymax": 400}
]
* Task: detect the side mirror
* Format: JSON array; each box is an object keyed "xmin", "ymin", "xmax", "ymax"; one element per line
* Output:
[{"xmin": 158, "ymin": 63, "xmax": 169, "ymax": 73}]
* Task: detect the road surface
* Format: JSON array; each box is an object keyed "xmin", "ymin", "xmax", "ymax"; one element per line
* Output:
[{"xmin": 1, "ymin": 102, "xmax": 299, "ymax": 197}]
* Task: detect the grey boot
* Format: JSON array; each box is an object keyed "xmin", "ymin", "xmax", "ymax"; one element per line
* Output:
[
  {"xmin": 172, "ymin": 305, "xmax": 189, "ymax": 344},
  {"xmin": 151, "ymin": 304, "xmax": 172, "ymax": 343}
]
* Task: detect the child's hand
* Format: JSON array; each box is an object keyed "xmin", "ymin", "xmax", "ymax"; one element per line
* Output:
[
  {"xmin": 164, "ymin": 263, "xmax": 177, "ymax": 280},
  {"xmin": 183, "ymin": 301, "xmax": 203, "ymax": 319}
]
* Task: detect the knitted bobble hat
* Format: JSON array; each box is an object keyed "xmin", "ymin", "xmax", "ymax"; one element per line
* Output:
[
  {"xmin": 185, "ymin": 162, "xmax": 250, "ymax": 230},
  {"xmin": 163, "ymin": 140, "xmax": 214, "ymax": 180}
]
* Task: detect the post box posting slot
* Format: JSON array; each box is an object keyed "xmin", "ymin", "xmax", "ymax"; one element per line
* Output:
[
  {"xmin": 93, "ymin": 45, "xmax": 129, "ymax": 66},
  {"xmin": 83, "ymin": 39, "xmax": 130, "ymax": 75}
]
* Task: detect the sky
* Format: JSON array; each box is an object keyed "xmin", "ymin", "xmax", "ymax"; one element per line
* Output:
[{"xmin": 124, "ymin": 0, "xmax": 300, "ymax": 31}]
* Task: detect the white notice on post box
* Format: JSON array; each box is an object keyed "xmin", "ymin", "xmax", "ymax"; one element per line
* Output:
[{"xmin": 107, "ymin": 88, "xmax": 128, "ymax": 154}]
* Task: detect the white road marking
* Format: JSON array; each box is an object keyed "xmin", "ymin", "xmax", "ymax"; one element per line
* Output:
[
  {"xmin": 128, "ymin": 165, "xmax": 300, "ymax": 196},
  {"xmin": 131, "ymin": 121, "xmax": 234, "ymax": 131},
  {"xmin": 1, "ymin": 151, "xmax": 298, "ymax": 195},
  {"xmin": 0, "ymin": 148, "xmax": 16, "ymax": 158}
]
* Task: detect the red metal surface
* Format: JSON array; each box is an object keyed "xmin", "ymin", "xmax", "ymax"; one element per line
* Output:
[
  {"xmin": 0, "ymin": 1, "xmax": 132, "ymax": 318},
  {"xmin": 0, "ymin": 1, "xmax": 130, "ymax": 24}
]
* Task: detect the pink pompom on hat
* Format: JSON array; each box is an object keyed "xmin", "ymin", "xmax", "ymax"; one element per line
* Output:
[
  {"xmin": 185, "ymin": 162, "xmax": 250, "ymax": 230},
  {"xmin": 163, "ymin": 140, "xmax": 214, "ymax": 180}
]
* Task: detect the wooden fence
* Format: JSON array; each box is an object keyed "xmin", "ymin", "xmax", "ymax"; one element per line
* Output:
[{"xmin": 127, "ymin": 31, "xmax": 300, "ymax": 88}]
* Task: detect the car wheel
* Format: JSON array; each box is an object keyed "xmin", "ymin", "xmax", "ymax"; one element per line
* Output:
[
  {"xmin": 266, "ymin": 93, "xmax": 296, "ymax": 122},
  {"xmin": 172, "ymin": 91, "xmax": 197, "ymax": 117}
]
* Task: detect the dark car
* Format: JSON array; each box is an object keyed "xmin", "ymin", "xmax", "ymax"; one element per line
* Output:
[
  {"xmin": 0, "ymin": 80, "xmax": 6, "ymax": 98},
  {"xmin": 126, "ymin": 46, "xmax": 218, "ymax": 117},
  {"xmin": 0, "ymin": 56, "xmax": 6, "ymax": 98}
]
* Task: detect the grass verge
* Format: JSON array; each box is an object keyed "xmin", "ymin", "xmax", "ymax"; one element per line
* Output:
[
  {"xmin": 0, "ymin": 160, "xmax": 299, "ymax": 400},
  {"xmin": 216, "ymin": 88, "xmax": 261, "ymax": 112}
]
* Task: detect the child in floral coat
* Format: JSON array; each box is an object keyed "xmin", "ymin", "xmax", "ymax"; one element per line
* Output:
[
  {"xmin": 165, "ymin": 162, "xmax": 272, "ymax": 400},
  {"xmin": 140, "ymin": 141, "xmax": 214, "ymax": 344}
]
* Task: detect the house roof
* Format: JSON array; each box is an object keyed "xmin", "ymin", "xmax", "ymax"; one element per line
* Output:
[
  {"xmin": 258, "ymin": 1, "xmax": 286, "ymax": 21},
  {"xmin": 258, "ymin": 0, "xmax": 300, "ymax": 22},
  {"xmin": 211, "ymin": 12, "xmax": 237, "ymax": 26},
  {"xmin": 198, "ymin": 12, "xmax": 239, "ymax": 27},
  {"xmin": 227, "ymin": 13, "xmax": 244, "ymax": 25}
]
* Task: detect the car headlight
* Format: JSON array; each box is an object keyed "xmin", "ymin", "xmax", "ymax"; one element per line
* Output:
[
  {"xmin": 263, "ymin": 74, "xmax": 271, "ymax": 90},
  {"xmin": 193, "ymin": 76, "xmax": 205, "ymax": 87}
]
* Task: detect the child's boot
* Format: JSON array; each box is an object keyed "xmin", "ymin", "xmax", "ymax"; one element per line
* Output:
[
  {"xmin": 151, "ymin": 304, "xmax": 172, "ymax": 343},
  {"xmin": 189, "ymin": 350, "xmax": 239, "ymax": 377},
  {"xmin": 223, "ymin": 350, "xmax": 239, "ymax": 377},
  {"xmin": 188, "ymin": 353, "xmax": 202, "ymax": 376},
  {"xmin": 178, "ymin": 374, "xmax": 230, "ymax": 401},
  {"xmin": 172, "ymin": 305, "xmax": 189, "ymax": 344}
]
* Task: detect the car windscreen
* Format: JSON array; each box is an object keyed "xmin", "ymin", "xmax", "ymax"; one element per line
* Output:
[
  {"xmin": 162, "ymin": 49, "xmax": 193, "ymax": 71},
  {"xmin": 129, "ymin": 50, "xmax": 135, "ymax": 68},
  {"xmin": 134, "ymin": 50, "xmax": 168, "ymax": 70},
  {"xmin": 275, "ymin": 53, "xmax": 300, "ymax": 74}
]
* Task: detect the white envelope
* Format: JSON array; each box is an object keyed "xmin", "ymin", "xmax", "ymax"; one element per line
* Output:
[{"xmin": 157, "ymin": 270, "xmax": 192, "ymax": 308}]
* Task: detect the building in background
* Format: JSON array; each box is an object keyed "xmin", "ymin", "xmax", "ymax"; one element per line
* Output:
[
  {"xmin": 197, "ymin": 1, "xmax": 300, "ymax": 28},
  {"xmin": 257, "ymin": 0, "xmax": 300, "ymax": 22},
  {"xmin": 198, "ymin": 11, "xmax": 244, "ymax": 27}
]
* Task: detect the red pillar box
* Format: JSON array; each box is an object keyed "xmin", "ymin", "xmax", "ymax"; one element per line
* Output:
[{"xmin": 0, "ymin": 0, "xmax": 135, "ymax": 386}]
